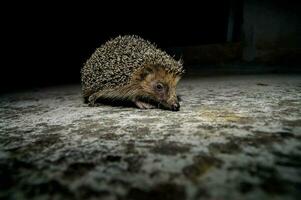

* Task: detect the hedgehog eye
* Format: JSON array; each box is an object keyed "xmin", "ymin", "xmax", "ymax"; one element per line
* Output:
[{"xmin": 155, "ymin": 83, "xmax": 164, "ymax": 91}]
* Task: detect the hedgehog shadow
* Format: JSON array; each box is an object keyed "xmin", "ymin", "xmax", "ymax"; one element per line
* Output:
[{"xmin": 94, "ymin": 97, "xmax": 138, "ymax": 109}]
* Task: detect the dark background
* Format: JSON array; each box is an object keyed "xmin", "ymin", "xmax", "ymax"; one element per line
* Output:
[
  {"xmin": 1, "ymin": 1, "xmax": 300, "ymax": 93},
  {"xmin": 1, "ymin": 1, "xmax": 234, "ymax": 93}
]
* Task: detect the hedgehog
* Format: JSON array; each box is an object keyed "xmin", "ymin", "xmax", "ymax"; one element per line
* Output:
[{"xmin": 81, "ymin": 35, "xmax": 184, "ymax": 111}]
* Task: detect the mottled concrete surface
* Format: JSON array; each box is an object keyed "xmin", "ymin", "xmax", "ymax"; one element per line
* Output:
[{"xmin": 1, "ymin": 75, "xmax": 301, "ymax": 200}]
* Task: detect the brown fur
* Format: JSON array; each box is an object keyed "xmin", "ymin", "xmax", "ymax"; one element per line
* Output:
[
  {"xmin": 88, "ymin": 65, "xmax": 181, "ymax": 109},
  {"xmin": 132, "ymin": 65, "xmax": 180, "ymax": 105}
]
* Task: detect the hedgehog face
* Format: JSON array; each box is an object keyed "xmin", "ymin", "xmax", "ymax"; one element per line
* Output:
[
  {"xmin": 151, "ymin": 80, "xmax": 180, "ymax": 111},
  {"xmin": 138, "ymin": 66, "xmax": 181, "ymax": 111}
]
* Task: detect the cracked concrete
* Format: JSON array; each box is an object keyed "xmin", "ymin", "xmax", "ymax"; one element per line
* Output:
[{"xmin": 1, "ymin": 75, "xmax": 301, "ymax": 200}]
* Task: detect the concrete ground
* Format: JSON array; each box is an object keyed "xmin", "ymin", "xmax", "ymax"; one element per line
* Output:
[{"xmin": 0, "ymin": 75, "xmax": 301, "ymax": 200}]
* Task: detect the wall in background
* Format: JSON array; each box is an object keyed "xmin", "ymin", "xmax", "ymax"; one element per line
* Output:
[
  {"xmin": 182, "ymin": 0, "xmax": 301, "ymax": 68},
  {"xmin": 242, "ymin": 0, "xmax": 301, "ymax": 63}
]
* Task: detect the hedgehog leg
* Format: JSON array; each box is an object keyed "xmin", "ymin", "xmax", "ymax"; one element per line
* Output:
[
  {"xmin": 88, "ymin": 92, "xmax": 103, "ymax": 107},
  {"xmin": 134, "ymin": 100, "xmax": 156, "ymax": 109},
  {"xmin": 88, "ymin": 90, "xmax": 124, "ymax": 107}
]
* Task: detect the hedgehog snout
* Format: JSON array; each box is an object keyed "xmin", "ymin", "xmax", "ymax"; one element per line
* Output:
[
  {"xmin": 165, "ymin": 94, "xmax": 180, "ymax": 111},
  {"xmin": 171, "ymin": 102, "xmax": 180, "ymax": 111},
  {"xmin": 165, "ymin": 98, "xmax": 180, "ymax": 111}
]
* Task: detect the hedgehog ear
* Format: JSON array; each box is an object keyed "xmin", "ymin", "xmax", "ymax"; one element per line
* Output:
[{"xmin": 140, "ymin": 67, "xmax": 154, "ymax": 80}]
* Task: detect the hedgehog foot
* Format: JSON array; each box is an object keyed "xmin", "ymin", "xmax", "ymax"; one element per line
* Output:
[
  {"xmin": 135, "ymin": 101, "xmax": 156, "ymax": 109},
  {"xmin": 87, "ymin": 93, "xmax": 102, "ymax": 107}
]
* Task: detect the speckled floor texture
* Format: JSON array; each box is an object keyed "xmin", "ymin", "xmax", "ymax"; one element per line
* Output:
[{"xmin": 1, "ymin": 75, "xmax": 301, "ymax": 200}]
